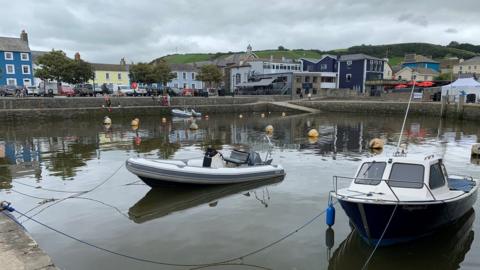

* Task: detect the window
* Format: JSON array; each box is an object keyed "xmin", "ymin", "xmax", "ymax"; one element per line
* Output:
[
  {"xmin": 4, "ymin": 52, "xmax": 13, "ymax": 60},
  {"xmin": 355, "ymin": 162, "xmax": 386, "ymax": 185},
  {"xmin": 305, "ymin": 76, "xmax": 310, "ymax": 83},
  {"xmin": 296, "ymin": 88, "xmax": 301, "ymax": 94},
  {"xmin": 313, "ymin": 76, "xmax": 318, "ymax": 83},
  {"xmin": 389, "ymin": 163, "xmax": 424, "ymax": 188},
  {"xmin": 296, "ymin": 77, "xmax": 301, "ymax": 83},
  {"xmin": 468, "ymin": 66, "xmax": 471, "ymax": 70},
  {"xmin": 235, "ymin": 74, "xmax": 241, "ymax": 84},
  {"xmin": 183, "ymin": 72, "xmax": 187, "ymax": 79},
  {"xmin": 7, "ymin": 78, "xmax": 16, "ymax": 85},
  {"xmin": 22, "ymin": 65, "xmax": 30, "ymax": 74},
  {"xmin": 23, "ymin": 79, "xmax": 31, "ymax": 86},
  {"xmin": 118, "ymin": 73, "xmax": 122, "ymax": 80},
  {"xmin": 321, "ymin": 64, "xmax": 327, "ymax": 70},
  {"xmin": 6, "ymin": 64, "xmax": 14, "ymax": 74},
  {"xmin": 21, "ymin": 53, "xmax": 29, "ymax": 61},
  {"xmin": 312, "ymin": 88, "xmax": 318, "ymax": 94},
  {"xmin": 183, "ymin": 83, "xmax": 187, "ymax": 89},
  {"xmin": 346, "ymin": 60, "xmax": 352, "ymax": 68},
  {"xmin": 191, "ymin": 73, "xmax": 195, "ymax": 80},
  {"xmin": 174, "ymin": 83, "xmax": 178, "ymax": 88},
  {"xmin": 412, "ymin": 74, "xmax": 417, "ymax": 80},
  {"xmin": 105, "ymin": 73, "xmax": 110, "ymax": 80},
  {"xmin": 287, "ymin": 66, "xmax": 291, "ymax": 70},
  {"xmin": 429, "ymin": 163, "xmax": 446, "ymax": 189},
  {"xmin": 192, "ymin": 84, "xmax": 196, "ymax": 89},
  {"xmin": 346, "ymin": 74, "xmax": 352, "ymax": 82},
  {"xmin": 459, "ymin": 66, "xmax": 463, "ymax": 70}
]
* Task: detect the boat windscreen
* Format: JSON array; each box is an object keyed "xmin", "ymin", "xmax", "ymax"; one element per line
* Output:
[
  {"xmin": 389, "ymin": 163, "xmax": 424, "ymax": 188},
  {"xmin": 355, "ymin": 162, "xmax": 386, "ymax": 185}
]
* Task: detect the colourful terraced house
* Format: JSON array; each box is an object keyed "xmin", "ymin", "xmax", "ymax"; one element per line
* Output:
[
  {"xmin": 0, "ymin": 30, "xmax": 34, "ymax": 87},
  {"xmin": 89, "ymin": 58, "xmax": 130, "ymax": 86}
]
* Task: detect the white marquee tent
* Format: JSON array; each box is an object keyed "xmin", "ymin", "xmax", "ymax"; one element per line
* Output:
[{"xmin": 441, "ymin": 77, "xmax": 480, "ymax": 102}]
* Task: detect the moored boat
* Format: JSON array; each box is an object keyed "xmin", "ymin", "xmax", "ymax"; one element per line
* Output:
[
  {"xmin": 331, "ymin": 154, "xmax": 478, "ymax": 246},
  {"xmin": 171, "ymin": 108, "xmax": 202, "ymax": 117},
  {"xmin": 126, "ymin": 148, "xmax": 285, "ymax": 186}
]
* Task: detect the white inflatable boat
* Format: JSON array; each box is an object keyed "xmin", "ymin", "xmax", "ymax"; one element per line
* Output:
[{"xmin": 126, "ymin": 148, "xmax": 285, "ymax": 186}]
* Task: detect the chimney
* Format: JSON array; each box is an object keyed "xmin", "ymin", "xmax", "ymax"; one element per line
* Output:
[
  {"xmin": 74, "ymin": 52, "xmax": 81, "ymax": 61},
  {"xmin": 120, "ymin": 57, "xmax": 126, "ymax": 65},
  {"xmin": 20, "ymin": 30, "xmax": 28, "ymax": 44}
]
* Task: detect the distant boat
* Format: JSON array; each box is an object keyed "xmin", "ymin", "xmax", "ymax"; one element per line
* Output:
[{"xmin": 171, "ymin": 108, "xmax": 202, "ymax": 117}]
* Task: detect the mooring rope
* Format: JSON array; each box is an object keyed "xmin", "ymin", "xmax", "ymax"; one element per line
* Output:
[
  {"xmin": 3, "ymin": 201, "xmax": 337, "ymax": 268},
  {"xmin": 8, "ymin": 163, "xmax": 125, "ymax": 223}
]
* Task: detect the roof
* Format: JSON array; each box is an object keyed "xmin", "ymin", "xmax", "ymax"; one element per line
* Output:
[
  {"xmin": 458, "ymin": 56, "xmax": 480, "ymax": 65},
  {"xmin": 0, "ymin": 37, "xmax": 30, "ymax": 52},
  {"xmin": 300, "ymin": 55, "xmax": 337, "ymax": 64},
  {"xmin": 168, "ymin": 63, "xmax": 198, "ymax": 72},
  {"xmin": 339, "ymin": 53, "xmax": 383, "ymax": 61},
  {"xmin": 91, "ymin": 63, "xmax": 128, "ymax": 72},
  {"xmin": 403, "ymin": 54, "xmax": 438, "ymax": 64}
]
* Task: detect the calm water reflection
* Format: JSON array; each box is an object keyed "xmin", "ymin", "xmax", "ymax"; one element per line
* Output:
[{"xmin": 0, "ymin": 112, "xmax": 479, "ymax": 270}]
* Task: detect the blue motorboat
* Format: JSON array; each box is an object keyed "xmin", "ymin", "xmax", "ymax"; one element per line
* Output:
[{"xmin": 332, "ymin": 154, "xmax": 478, "ymax": 246}]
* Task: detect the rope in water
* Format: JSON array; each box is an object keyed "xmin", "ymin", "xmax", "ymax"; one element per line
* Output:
[
  {"xmin": 4, "ymin": 201, "xmax": 337, "ymax": 268},
  {"xmin": 360, "ymin": 204, "xmax": 398, "ymax": 270},
  {"xmin": 8, "ymin": 163, "xmax": 125, "ymax": 223}
]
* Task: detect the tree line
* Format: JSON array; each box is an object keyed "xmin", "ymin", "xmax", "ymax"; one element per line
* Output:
[{"xmin": 33, "ymin": 50, "xmax": 226, "ymax": 89}]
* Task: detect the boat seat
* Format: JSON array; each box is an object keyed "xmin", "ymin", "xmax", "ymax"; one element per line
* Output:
[{"xmin": 223, "ymin": 150, "xmax": 250, "ymax": 165}]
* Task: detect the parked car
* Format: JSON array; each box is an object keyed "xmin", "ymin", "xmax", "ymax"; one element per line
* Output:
[
  {"xmin": 27, "ymin": 86, "xmax": 41, "ymax": 96},
  {"xmin": 38, "ymin": 81, "xmax": 59, "ymax": 96},
  {"xmin": 181, "ymin": 88, "xmax": 194, "ymax": 96},
  {"xmin": 136, "ymin": 87, "xmax": 147, "ymax": 96},
  {"xmin": 58, "ymin": 84, "xmax": 75, "ymax": 97},
  {"xmin": 0, "ymin": 85, "xmax": 18, "ymax": 96},
  {"xmin": 117, "ymin": 85, "xmax": 135, "ymax": 96},
  {"xmin": 74, "ymin": 84, "xmax": 94, "ymax": 96}
]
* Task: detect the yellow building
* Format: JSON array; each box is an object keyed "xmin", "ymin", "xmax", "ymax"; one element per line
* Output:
[{"xmin": 89, "ymin": 58, "xmax": 130, "ymax": 86}]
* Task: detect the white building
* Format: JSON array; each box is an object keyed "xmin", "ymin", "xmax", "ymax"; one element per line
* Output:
[{"xmin": 166, "ymin": 64, "xmax": 204, "ymax": 90}]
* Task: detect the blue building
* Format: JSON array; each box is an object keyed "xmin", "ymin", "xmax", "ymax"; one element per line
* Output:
[
  {"xmin": 402, "ymin": 54, "xmax": 440, "ymax": 72},
  {"xmin": 338, "ymin": 54, "xmax": 385, "ymax": 93},
  {"xmin": 0, "ymin": 30, "xmax": 34, "ymax": 87},
  {"xmin": 300, "ymin": 55, "xmax": 338, "ymax": 72}
]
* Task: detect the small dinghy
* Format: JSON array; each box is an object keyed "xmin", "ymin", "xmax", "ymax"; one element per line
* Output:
[
  {"xmin": 126, "ymin": 148, "xmax": 285, "ymax": 186},
  {"xmin": 171, "ymin": 108, "xmax": 202, "ymax": 117}
]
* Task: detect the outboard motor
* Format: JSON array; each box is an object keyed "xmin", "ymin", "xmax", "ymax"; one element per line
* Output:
[{"xmin": 203, "ymin": 148, "xmax": 218, "ymax": 167}]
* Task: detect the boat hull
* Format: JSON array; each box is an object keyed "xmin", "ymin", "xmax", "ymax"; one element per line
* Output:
[
  {"xmin": 126, "ymin": 158, "xmax": 285, "ymax": 186},
  {"xmin": 337, "ymin": 189, "xmax": 477, "ymax": 246}
]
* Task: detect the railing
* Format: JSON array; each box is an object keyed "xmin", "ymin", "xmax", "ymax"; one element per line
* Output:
[{"xmin": 332, "ymin": 176, "xmax": 439, "ymax": 203}]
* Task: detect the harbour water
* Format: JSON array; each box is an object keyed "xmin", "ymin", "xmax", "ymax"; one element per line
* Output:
[{"xmin": 1, "ymin": 112, "xmax": 479, "ymax": 270}]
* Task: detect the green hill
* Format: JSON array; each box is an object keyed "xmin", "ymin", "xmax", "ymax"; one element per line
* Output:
[{"xmin": 153, "ymin": 42, "xmax": 479, "ymax": 66}]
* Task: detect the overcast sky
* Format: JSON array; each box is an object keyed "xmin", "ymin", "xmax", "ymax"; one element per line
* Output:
[{"xmin": 1, "ymin": 0, "xmax": 478, "ymax": 63}]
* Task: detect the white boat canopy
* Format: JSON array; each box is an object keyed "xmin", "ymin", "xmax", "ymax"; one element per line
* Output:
[{"xmin": 441, "ymin": 77, "xmax": 480, "ymax": 101}]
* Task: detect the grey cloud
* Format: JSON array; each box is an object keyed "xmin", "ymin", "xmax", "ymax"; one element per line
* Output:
[
  {"xmin": 1, "ymin": 0, "xmax": 479, "ymax": 63},
  {"xmin": 445, "ymin": 28, "xmax": 458, "ymax": 34},
  {"xmin": 397, "ymin": 13, "xmax": 429, "ymax": 27}
]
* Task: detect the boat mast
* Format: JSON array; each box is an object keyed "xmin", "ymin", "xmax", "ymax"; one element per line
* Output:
[{"xmin": 395, "ymin": 79, "xmax": 417, "ymax": 154}]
